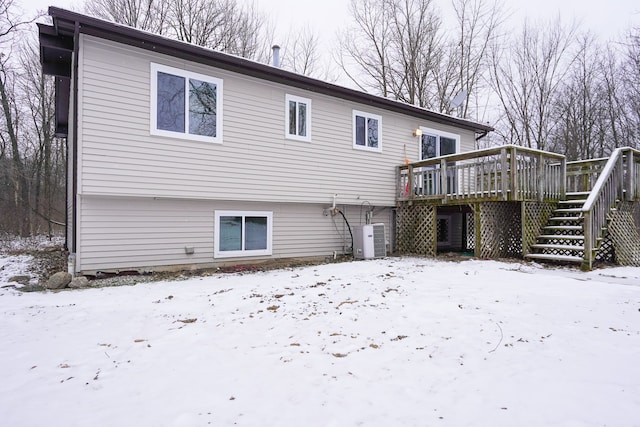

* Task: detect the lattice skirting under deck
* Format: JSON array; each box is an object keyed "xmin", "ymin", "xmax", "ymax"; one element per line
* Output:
[
  {"xmin": 398, "ymin": 201, "xmax": 562, "ymax": 260},
  {"xmin": 466, "ymin": 211, "xmax": 475, "ymax": 251},
  {"xmin": 396, "ymin": 203, "xmax": 437, "ymax": 256},
  {"xmin": 522, "ymin": 202, "xmax": 556, "ymax": 255},
  {"xmin": 478, "ymin": 202, "xmax": 522, "ymax": 259},
  {"xmin": 607, "ymin": 201, "xmax": 640, "ymax": 266}
]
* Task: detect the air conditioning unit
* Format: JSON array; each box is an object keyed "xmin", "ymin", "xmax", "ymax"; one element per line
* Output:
[{"xmin": 353, "ymin": 223, "xmax": 386, "ymax": 259}]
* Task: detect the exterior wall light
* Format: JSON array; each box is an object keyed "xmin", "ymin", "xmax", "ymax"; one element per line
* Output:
[{"xmin": 413, "ymin": 129, "xmax": 423, "ymax": 137}]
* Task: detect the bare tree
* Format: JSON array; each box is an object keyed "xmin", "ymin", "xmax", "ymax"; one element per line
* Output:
[
  {"xmin": 221, "ymin": 0, "xmax": 273, "ymax": 61},
  {"xmin": 489, "ymin": 18, "xmax": 578, "ymax": 150},
  {"xmin": 338, "ymin": 0, "xmax": 395, "ymax": 96},
  {"xmin": 85, "ymin": 0, "xmax": 273, "ymax": 60},
  {"xmin": 17, "ymin": 38, "xmax": 65, "ymax": 235},
  {"xmin": 338, "ymin": 0, "xmax": 444, "ymax": 108},
  {"xmin": 280, "ymin": 25, "xmax": 318, "ymax": 75},
  {"xmin": 338, "ymin": 0, "xmax": 504, "ymax": 117},
  {"xmin": 1, "ymin": 56, "xmax": 31, "ymax": 235},
  {"xmin": 620, "ymin": 25, "xmax": 640, "ymax": 147},
  {"xmin": 85, "ymin": 0, "xmax": 169, "ymax": 34},
  {"xmin": 277, "ymin": 25, "xmax": 328, "ymax": 78},
  {"xmin": 549, "ymin": 33, "xmax": 609, "ymax": 160},
  {"xmin": 389, "ymin": 0, "xmax": 444, "ymax": 107},
  {"xmin": 0, "ymin": 0, "xmax": 32, "ymax": 42},
  {"xmin": 437, "ymin": 0, "xmax": 504, "ymax": 119},
  {"xmin": 0, "ymin": 0, "xmax": 40, "ymax": 236},
  {"xmin": 166, "ymin": 0, "xmax": 236, "ymax": 48}
]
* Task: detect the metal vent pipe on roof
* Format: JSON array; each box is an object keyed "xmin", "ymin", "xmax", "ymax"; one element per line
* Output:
[{"xmin": 272, "ymin": 45, "xmax": 280, "ymax": 68}]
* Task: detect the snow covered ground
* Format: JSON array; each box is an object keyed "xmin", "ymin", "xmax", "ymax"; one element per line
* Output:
[{"xmin": 1, "ymin": 256, "xmax": 639, "ymax": 426}]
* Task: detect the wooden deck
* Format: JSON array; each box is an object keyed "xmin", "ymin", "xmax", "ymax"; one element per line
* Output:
[
  {"xmin": 397, "ymin": 145, "xmax": 566, "ymax": 204},
  {"xmin": 396, "ymin": 146, "xmax": 640, "ymax": 269}
]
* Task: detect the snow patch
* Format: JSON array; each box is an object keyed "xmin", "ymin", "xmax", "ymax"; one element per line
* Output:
[{"xmin": 0, "ymin": 257, "xmax": 639, "ymax": 426}]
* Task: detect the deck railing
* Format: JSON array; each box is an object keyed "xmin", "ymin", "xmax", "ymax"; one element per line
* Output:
[
  {"xmin": 582, "ymin": 147, "xmax": 640, "ymax": 269},
  {"xmin": 566, "ymin": 157, "xmax": 609, "ymax": 193},
  {"xmin": 398, "ymin": 145, "xmax": 566, "ymax": 203}
]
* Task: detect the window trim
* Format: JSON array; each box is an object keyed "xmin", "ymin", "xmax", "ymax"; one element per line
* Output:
[
  {"xmin": 285, "ymin": 94, "xmax": 312, "ymax": 142},
  {"xmin": 352, "ymin": 110, "xmax": 382, "ymax": 152},
  {"xmin": 419, "ymin": 127, "xmax": 460, "ymax": 159},
  {"xmin": 214, "ymin": 210, "xmax": 273, "ymax": 258},
  {"xmin": 150, "ymin": 63, "xmax": 223, "ymax": 143}
]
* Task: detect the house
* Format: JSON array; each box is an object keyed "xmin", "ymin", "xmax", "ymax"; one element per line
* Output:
[
  {"xmin": 40, "ymin": 8, "xmax": 640, "ymax": 274},
  {"xmin": 38, "ymin": 7, "xmax": 494, "ymax": 275}
]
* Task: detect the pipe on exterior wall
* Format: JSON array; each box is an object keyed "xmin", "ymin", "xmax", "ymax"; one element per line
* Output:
[{"xmin": 475, "ymin": 129, "xmax": 489, "ymax": 141}]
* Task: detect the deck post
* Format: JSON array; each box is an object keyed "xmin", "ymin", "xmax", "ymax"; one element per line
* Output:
[
  {"xmin": 537, "ymin": 153, "xmax": 544, "ymax": 201},
  {"xmin": 626, "ymin": 150, "xmax": 634, "ymax": 200},
  {"xmin": 440, "ymin": 158, "xmax": 448, "ymax": 203},
  {"xmin": 560, "ymin": 156, "xmax": 567, "ymax": 199},
  {"xmin": 581, "ymin": 164, "xmax": 589, "ymax": 192},
  {"xmin": 474, "ymin": 203, "xmax": 481, "ymax": 258},
  {"xmin": 407, "ymin": 165, "xmax": 414, "ymax": 203},
  {"xmin": 500, "ymin": 148, "xmax": 508, "ymax": 200},
  {"xmin": 582, "ymin": 211, "xmax": 593, "ymax": 271},
  {"xmin": 617, "ymin": 154, "xmax": 624, "ymax": 202},
  {"xmin": 509, "ymin": 146, "xmax": 517, "ymax": 200}
]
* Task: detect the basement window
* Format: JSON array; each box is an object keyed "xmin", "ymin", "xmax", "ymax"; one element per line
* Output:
[
  {"xmin": 214, "ymin": 211, "xmax": 273, "ymax": 258},
  {"xmin": 151, "ymin": 63, "xmax": 223, "ymax": 143}
]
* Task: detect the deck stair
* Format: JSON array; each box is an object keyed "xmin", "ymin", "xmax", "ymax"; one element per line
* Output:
[{"xmin": 525, "ymin": 192, "xmax": 600, "ymax": 265}]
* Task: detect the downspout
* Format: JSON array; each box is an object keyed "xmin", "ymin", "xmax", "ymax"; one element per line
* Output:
[
  {"xmin": 69, "ymin": 20, "xmax": 80, "ymax": 274},
  {"xmin": 475, "ymin": 129, "xmax": 489, "ymax": 142},
  {"xmin": 64, "ymin": 96, "xmax": 69, "ymax": 253},
  {"xmin": 474, "ymin": 129, "xmax": 489, "ymax": 150}
]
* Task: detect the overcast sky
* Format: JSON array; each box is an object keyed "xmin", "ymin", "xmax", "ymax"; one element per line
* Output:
[
  {"xmin": 25, "ymin": 0, "xmax": 640, "ymax": 73},
  {"xmin": 27, "ymin": 0, "xmax": 640, "ymax": 40},
  {"xmin": 263, "ymin": 0, "xmax": 639, "ymax": 41}
]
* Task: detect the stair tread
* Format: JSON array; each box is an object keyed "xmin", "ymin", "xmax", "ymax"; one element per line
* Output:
[
  {"xmin": 538, "ymin": 235, "xmax": 584, "ymax": 240},
  {"xmin": 531, "ymin": 243, "xmax": 585, "ymax": 251},
  {"xmin": 566, "ymin": 191, "xmax": 591, "ymax": 196},
  {"xmin": 549, "ymin": 216, "xmax": 582, "ymax": 221},
  {"xmin": 524, "ymin": 253, "xmax": 584, "ymax": 263},
  {"xmin": 544, "ymin": 225, "xmax": 583, "ymax": 230},
  {"xmin": 558, "ymin": 200, "xmax": 587, "ymax": 205},
  {"xmin": 554, "ymin": 208, "xmax": 582, "ymax": 213}
]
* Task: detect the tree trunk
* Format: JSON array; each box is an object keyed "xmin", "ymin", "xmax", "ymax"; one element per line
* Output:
[{"xmin": 0, "ymin": 67, "xmax": 30, "ymax": 236}]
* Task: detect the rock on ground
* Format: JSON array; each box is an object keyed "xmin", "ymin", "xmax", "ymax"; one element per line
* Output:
[
  {"xmin": 68, "ymin": 276, "xmax": 89, "ymax": 289},
  {"xmin": 45, "ymin": 271, "xmax": 72, "ymax": 289}
]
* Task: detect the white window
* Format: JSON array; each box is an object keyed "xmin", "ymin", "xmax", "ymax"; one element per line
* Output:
[
  {"xmin": 214, "ymin": 211, "xmax": 273, "ymax": 258},
  {"xmin": 419, "ymin": 127, "xmax": 459, "ymax": 159},
  {"xmin": 353, "ymin": 110, "xmax": 382, "ymax": 152},
  {"xmin": 150, "ymin": 63, "xmax": 223, "ymax": 143},
  {"xmin": 419, "ymin": 127, "xmax": 460, "ymax": 195},
  {"xmin": 285, "ymin": 94, "xmax": 311, "ymax": 142}
]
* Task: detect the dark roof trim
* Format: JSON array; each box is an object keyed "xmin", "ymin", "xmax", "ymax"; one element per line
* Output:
[
  {"xmin": 38, "ymin": 22, "xmax": 73, "ymax": 77},
  {"xmin": 46, "ymin": 7, "xmax": 493, "ymax": 134}
]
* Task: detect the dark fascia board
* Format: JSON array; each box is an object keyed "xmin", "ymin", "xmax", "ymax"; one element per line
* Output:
[
  {"xmin": 47, "ymin": 7, "xmax": 494, "ymax": 134},
  {"xmin": 38, "ymin": 22, "xmax": 73, "ymax": 77}
]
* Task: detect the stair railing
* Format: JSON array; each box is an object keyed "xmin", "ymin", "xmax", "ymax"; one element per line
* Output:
[{"xmin": 581, "ymin": 147, "xmax": 640, "ymax": 269}]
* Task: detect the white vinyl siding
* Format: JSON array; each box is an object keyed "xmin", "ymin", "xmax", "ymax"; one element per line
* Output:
[
  {"xmin": 76, "ymin": 196, "xmax": 392, "ymax": 273},
  {"xmin": 77, "ymin": 35, "xmax": 477, "ymax": 209},
  {"xmin": 285, "ymin": 94, "xmax": 311, "ymax": 142}
]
